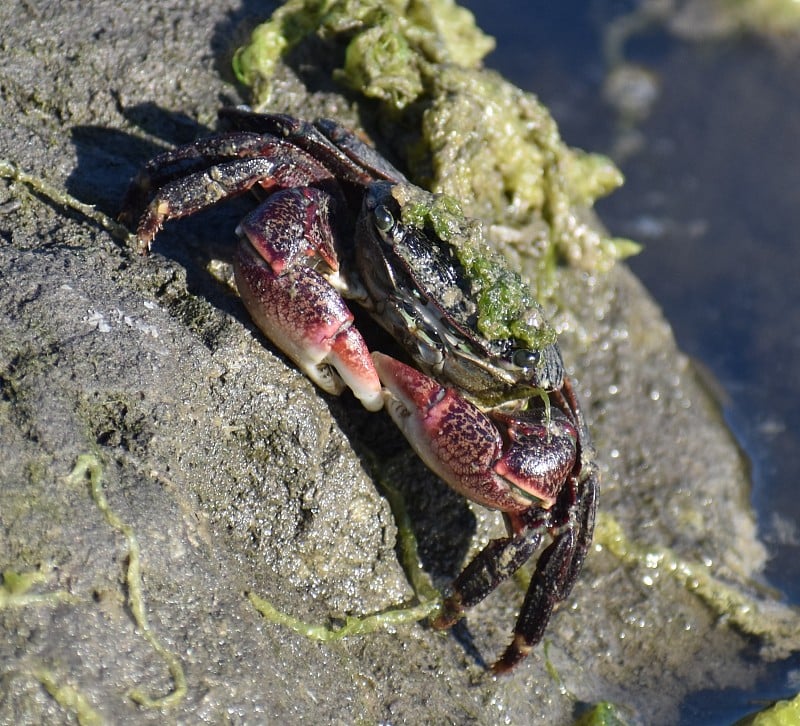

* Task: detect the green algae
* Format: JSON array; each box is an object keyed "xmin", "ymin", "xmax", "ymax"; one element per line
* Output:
[
  {"xmin": 25, "ymin": 667, "xmax": 104, "ymax": 726},
  {"xmin": 742, "ymin": 693, "xmax": 800, "ymax": 726},
  {"xmin": 390, "ymin": 181, "xmax": 557, "ymax": 350},
  {"xmin": 595, "ymin": 511, "xmax": 800, "ymax": 656},
  {"xmin": 0, "ymin": 569, "xmax": 78, "ymax": 609},
  {"xmin": 233, "ymin": 0, "xmax": 494, "ymax": 108},
  {"xmin": 248, "ymin": 458, "xmax": 442, "ymax": 643},
  {"xmin": 232, "ymin": 0, "xmax": 638, "ymax": 292},
  {"xmin": 573, "ymin": 700, "xmax": 631, "ymax": 726},
  {"xmin": 728, "ymin": 0, "xmax": 800, "ymax": 34},
  {"xmin": 1, "ymin": 455, "xmax": 189, "ymax": 719},
  {"xmin": 0, "ymin": 160, "xmax": 134, "ymax": 245},
  {"xmin": 248, "ymin": 592, "xmax": 439, "ymax": 641},
  {"xmin": 69, "ymin": 454, "xmax": 187, "ymax": 710}
]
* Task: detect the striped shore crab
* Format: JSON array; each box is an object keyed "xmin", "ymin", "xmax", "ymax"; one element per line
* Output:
[{"xmin": 120, "ymin": 109, "xmax": 598, "ymax": 673}]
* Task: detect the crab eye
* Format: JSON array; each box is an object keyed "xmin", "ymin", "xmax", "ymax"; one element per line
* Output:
[
  {"xmin": 512, "ymin": 349, "xmax": 540, "ymax": 369},
  {"xmin": 373, "ymin": 204, "xmax": 395, "ymax": 234}
]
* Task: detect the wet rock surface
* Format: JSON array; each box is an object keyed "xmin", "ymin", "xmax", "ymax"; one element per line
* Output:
[{"xmin": 1, "ymin": 1, "xmax": 797, "ymax": 724}]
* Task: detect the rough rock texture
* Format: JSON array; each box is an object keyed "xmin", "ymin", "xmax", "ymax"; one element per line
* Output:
[{"xmin": 1, "ymin": 2, "xmax": 796, "ymax": 724}]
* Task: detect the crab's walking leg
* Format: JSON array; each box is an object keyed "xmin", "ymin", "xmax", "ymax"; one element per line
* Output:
[
  {"xmin": 218, "ymin": 109, "xmax": 408, "ymax": 186},
  {"xmin": 432, "ymin": 523, "xmax": 546, "ymax": 631},
  {"xmin": 120, "ymin": 133, "xmax": 292, "ymax": 223},
  {"xmin": 235, "ymin": 187, "xmax": 382, "ymax": 411},
  {"xmin": 489, "ymin": 382, "xmax": 597, "ymax": 673},
  {"xmin": 122, "ymin": 135, "xmax": 338, "ymax": 252},
  {"xmin": 493, "ymin": 466, "xmax": 598, "ymax": 674}
]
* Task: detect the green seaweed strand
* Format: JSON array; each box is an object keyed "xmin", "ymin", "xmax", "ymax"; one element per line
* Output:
[
  {"xmin": 595, "ymin": 511, "xmax": 800, "ymax": 649},
  {"xmin": 248, "ymin": 592, "xmax": 439, "ymax": 642},
  {"xmin": 28, "ymin": 667, "xmax": 104, "ymax": 726},
  {"xmin": 70, "ymin": 454, "xmax": 187, "ymax": 710},
  {"xmin": 0, "ymin": 569, "xmax": 78, "ymax": 609},
  {"xmin": 249, "ymin": 461, "xmax": 441, "ymax": 643},
  {"xmin": 0, "ymin": 159, "xmax": 135, "ymax": 244}
]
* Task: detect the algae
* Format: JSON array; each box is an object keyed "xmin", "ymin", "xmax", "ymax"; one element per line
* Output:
[
  {"xmin": 232, "ymin": 0, "xmax": 638, "ymax": 291},
  {"xmin": 726, "ymin": 0, "xmax": 800, "ymax": 35},
  {"xmin": 233, "ymin": 0, "xmax": 494, "ymax": 107},
  {"xmin": 249, "ymin": 459, "xmax": 442, "ymax": 644},
  {"xmin": 743, "ymin": 693, "xmax": 800, "ymax": 726},
  {"xmin": 0, "ymin": 160, "xmax": 134, "ymax": 245},
  {"xmin": 0, "ymin": 569, "xmax": 78, "ymax": 609},
  {"xmin": 248, "ymin": 591, "xmax": 439, "ymax": 641},
  {"xmin": 607, "ymin": 0, "xmax": 800, "ymax": 49},
  {"xmin": 389, "ymin": 181, "xmax": 557, "ymax": 350},
  {"xmin": 24, "ymin": 668, "xmax": 103, "ymax": 726},
  {"xmin": 573, "ymin": 700, "xmax": 631, "ymax": 726},
  {"xmin": 594, "ymin": 511, "xmax": 800, "ymax": 658},
  {"xmin": 0, "ymin": 452, "xmax": 190, "ymax": 721},
  {"xmin": 69, "ymin": 454, "xmax": 187, "ymax": 710}
]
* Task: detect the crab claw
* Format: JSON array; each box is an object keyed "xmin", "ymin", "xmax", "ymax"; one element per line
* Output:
[
  {"xmin": 491, "ymin": 409, "xmax": 578, "ymax": 509},
  {"xmin": 374, "ymin": 353, "xmax": 580, "ymax": 515},
  {"xmin": 235, "ymin": 189, "xmax": 382, "ymax": 411},
  {"xmin": 373, "ymin": 352, "xmax": 532, "ymax": 513}
]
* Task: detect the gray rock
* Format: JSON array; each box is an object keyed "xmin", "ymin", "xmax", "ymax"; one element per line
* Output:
[{"xmin": 1, "ymin": 1, "xmax": 796, "ymax": 724}]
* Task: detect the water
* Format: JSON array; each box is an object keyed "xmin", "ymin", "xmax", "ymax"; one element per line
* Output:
[{"xmin": 463, "ymin": 0, "xmax": 800, "ymax": 721}]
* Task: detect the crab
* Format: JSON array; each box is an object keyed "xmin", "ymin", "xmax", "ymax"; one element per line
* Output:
[{"xmin": 120, "ymin": 108, "xmax": 598, "ymax": 674}]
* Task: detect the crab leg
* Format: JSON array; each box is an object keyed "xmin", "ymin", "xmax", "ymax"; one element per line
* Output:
[
  {"xmin": 120, "ymin": 133, "xmax": 294, "ymax": 224},
  {"xmin": 488, "ymin": 458, "xmax": 594, "ymax": 672},
  {"xmin": 235, "ymin": 187, "xmax": 382, "ymax": 411},
  {"xmin": 122, "ymin": 134, "xmax": 340, "ymax": 252},
  {"xmin": 218, "ymin": 109, "xmax": 408, "ymax": 186},
  {"xmin": 492, "ymin": 521, "xmax": 578, "ymax": 672},
  {"xmin": 431, "ymin": 525, "xmax": 545, "ymax": 631}
]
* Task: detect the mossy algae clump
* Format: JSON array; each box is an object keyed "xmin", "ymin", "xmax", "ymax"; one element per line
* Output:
[
  {"xmin": 233, "ymin": 0, "xmax": 495, "ymax": 108},
  {"xmin": 233, "ymin": 0, "xmax": 639, "ymax": 294},
  {"xmin": 389, "ymin": 181, "xmax": 557, "ymax": 350}
]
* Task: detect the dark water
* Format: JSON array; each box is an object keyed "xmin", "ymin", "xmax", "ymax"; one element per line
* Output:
[{"xmin": 462, "ymin": 0, "xmax": 800, "ymax": 722}]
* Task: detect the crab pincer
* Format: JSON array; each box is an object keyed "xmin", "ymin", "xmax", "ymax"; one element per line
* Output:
[{"xmin": 235, "ymin": 187, "xmax": 382, "ymax": 411}]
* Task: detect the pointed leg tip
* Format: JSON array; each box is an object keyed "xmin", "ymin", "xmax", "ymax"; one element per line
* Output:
[
  {"xmin": 491, "ymin": 637, "xmax": 532, "ymax": 675},
  {"xmin": 430, "ymin": 592, "xmax": 464, "ymax": 631}
]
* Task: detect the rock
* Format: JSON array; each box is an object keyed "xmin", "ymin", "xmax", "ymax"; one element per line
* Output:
[{"xmin": 1, "ymin": 1, "xmax": 796, "ymax": 724}]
